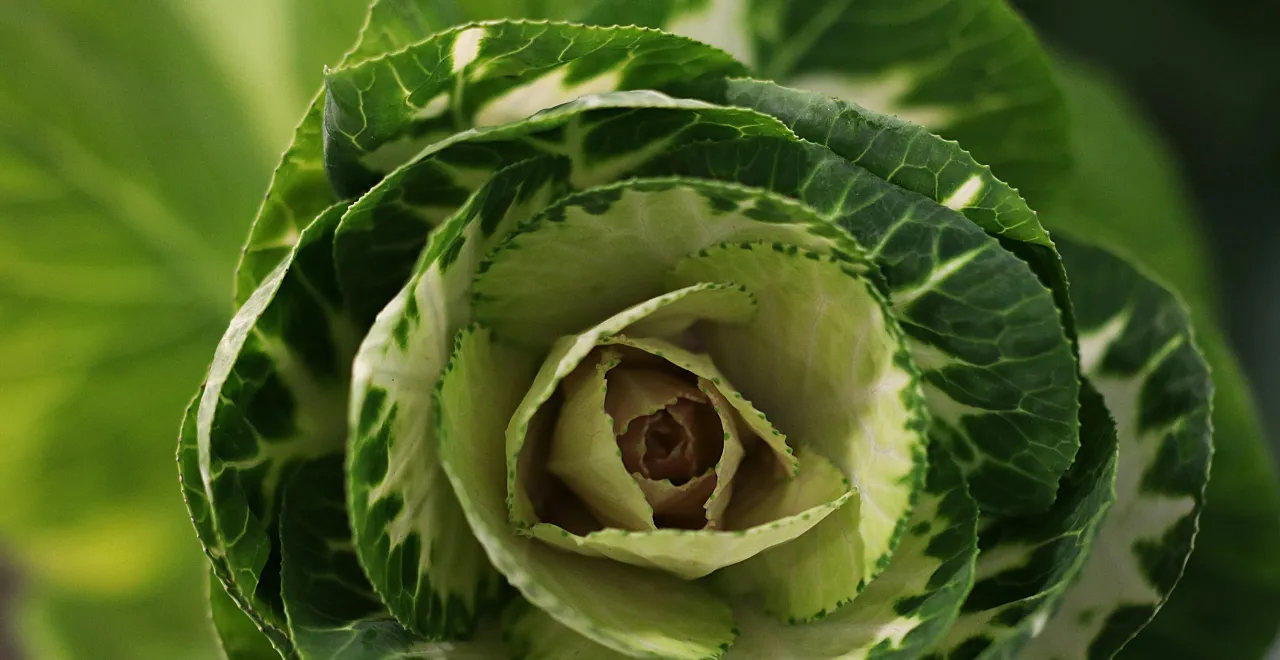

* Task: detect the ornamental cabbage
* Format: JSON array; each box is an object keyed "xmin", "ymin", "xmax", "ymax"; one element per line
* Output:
[{"xmin": 180, "ymin": 2, "xmax": 1231, "ymax": 659}]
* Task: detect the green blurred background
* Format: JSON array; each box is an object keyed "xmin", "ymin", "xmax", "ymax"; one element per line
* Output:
[{"xmin": 0, "ymin": 0, "xmax": 1276, "ymax": 658}]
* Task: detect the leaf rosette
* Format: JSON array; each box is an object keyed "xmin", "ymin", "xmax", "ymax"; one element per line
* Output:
[{"xmin": 179, "ymin": 4, "xmax": 1218, "ymax": 660}]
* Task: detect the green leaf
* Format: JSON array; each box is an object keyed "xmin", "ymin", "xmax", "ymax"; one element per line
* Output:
[
  {"xmin": 331, "ymin": 91, "xmax": 793, "ymax": 324},
  {"xmin": 763, "ymin": 0, "xmax": 1070, "ymax": 205},
  {"xmin": 436, "ymin": 324, "xmax": 737, "ymax": 660},
  {"xmin": 937, "ymin": 378, "xmax": 1118, "ymax": 658},
  {"xmin": 353, "ymin": 0, "xmax": 1074, "ymax": 207},
  {"xmin": 347, "ymin": 1, "xmax": 472, "ymax": 63},
  {"xmin": 668, "ymin": 241, "xmax": 927, "ymax": 619},
  {"xmin": 472, "ymin": 178, "xmax": 865, "ymax": 350},
  {"xmin": 1039, "ymin": 60, "xmax": 1280, "ymax": 660},
  {"xmin": 274, "ymin": 456, "xmax": 507, "ymax": 660},
  {"xmin": 180, "ymin": 387, "xmax": 228, "ymax": 587},
  {"xmin": 564, "ymin": 0, "xmax": 1070, "ymax": 203},
  {"xmin": 278, "ymin": 456, "xmax": 506, "ymax": 659},
  {"xmin": 186, "ymin": 388, "xmax": 288, "ymax": 657},
  {"xmin": 234, "ymin": 0, "xmax": 426, "ymax": 305},
  {"xmin": 321, "ymin": 20, "xmax": 750, "ymax": 197},
  {"xmin": 1129, "ymin": 332, "xmax": 1280, "ymax": 660},
  {"xmin": 191, "ymin": 203, "xmax": 358, "ymax": 644},
  {"xmin": 676, "ymin": 79, "xmax": 1074, "ymax": 327},
  {"xmin": 280, "ymin": 454, "xmax": 510, "ymax": 660},
  {"xmin": 233, "ymin": 94, "xmax": 340, "ymax": 306},
  {"xmin": 348, "ymin": 0, "xmax": 626, "ymax": 64},
  {"xmin": 209, "ymin": 569, "xmax": 280, "ymax": 660},
  {"xmin": 1009, "ymin": 237, "xmax": 1211, "ymax": 658},
  {"xmin": 344, "ymin": 160, "xmax": 563, "ymax": 639},
  {"xmin": 642, "ymin": 134, "xmax": 1080, "ymax": 516}
]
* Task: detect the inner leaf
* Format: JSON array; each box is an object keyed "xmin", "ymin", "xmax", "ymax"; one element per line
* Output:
[
  {"xmin": 546, "ymin": 348, "xmax": 656, "ymax": 531},
  {"xmin": 609, "ymin": 368, "xmax": 717, "ymax": 485},
  {"xmin": 504, "ymin": 282, "xmax": 759, "ymax": 530},
  {"xmin": 607, "ymin": 366, "xmax": 735, "ymax": 529},
  {"xmin": 521, "ymin": 327, "xmax": 853, "ymax": 580},
  {"xmin": 547, "ymin": 344, "xmax": 764, "ymax": 532},
  {"xmin": 531, "ymin": 447, "xmax": 853, "ymax": 580}
]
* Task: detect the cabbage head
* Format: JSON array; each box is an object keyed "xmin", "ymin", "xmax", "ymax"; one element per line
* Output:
[{"xmin": 180, "ymin": 2, "xmax": 1246, "ymax": 659}]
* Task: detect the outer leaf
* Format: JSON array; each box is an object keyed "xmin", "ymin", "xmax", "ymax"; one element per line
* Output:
[
  {"xmin": 676, "ymin": 78, "xmax": 1074, "ymax": 327},
  {"xmin": 1040, "ymin": 61, "xmax": 1280, "ymax": 660},
  {"xmin": 181, "ymin": 387, "xmax": 228, "ymax": 586},
  {"xmin": 322, "ymin": 20, "xmax": 749, "ymax": 197},
  {"xmin": 353, "ymin": 0, "xmax": 1075, "ymax": 208},
  {"xmin": 1126, "ymin": 317, "xmax": 1280, "ymax": 660},
  {"xmin": 209, "ymin": 569, "xmax": 279, "ymax": 660},
  {"xmin": 234, "ymin": 98, "xmax": 339, "ymax": 304},
  {"xmin": 937, "ymin": 379, "xmax": 1118, "ymax": 658},
  {"xmin": 192, "ymin": 203, "xmax": 357, "ymax": 646},
  {"xmin": 571, "ymin": 0, "xmax": 1069, "ymax": 203},
  {"xmin": 437, "ymin": 324, "xmax": 737, "ymax": 660},
  {"xmin": 1013, "ymin": 237, "xmax": 1211, "ymax": 658},
  {"xmin": 332, "ymin": 91, "xmax": 792, "ymax": 324},
  {"xmin": 234, "ymin": 0, "xmax": 435, "ymax": 303},
  {"xmin": 350, "ymin": 0, "xmax": 736, "ymax": 55},
  {"xmin": 280, "ymin": 456, "xmax": 412, "ymax": 658},
  {"xmin": 347, "ymin": 0, "xmax": 474, "ymax": 63},
  {"xmin": 233, "ymin": 19, "xmax": 396, "ymax": 302},
  {"xmin": 347, "ymin": 0, "xmax": 641, "ymax": 64},
  {"xmin": 184, "ymin": 387, "xmax": 287, "ymax": 656},
  {"xmin": 763, "ymin": 0, "xmax": 1069, "ymax": 205},
  {"xmin": 643, "ymin": 135, "xmax": 1079, "ymax": 516},
  {"xmin": 345, "ymin": 159, "xmax": 563, "ymax": 639},
  {"xmin": 278, "ymin": 456, "xmax": 507, "ymax": 659}
]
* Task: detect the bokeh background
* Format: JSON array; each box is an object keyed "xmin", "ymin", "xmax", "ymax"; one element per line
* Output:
[
  {"xmin": 0, "ymin": 0, "xmax": 1276, "ymax": 658},
  {"xmin": 1018, "ymin": 0, "xmax": 1280, "ymax": 458}
]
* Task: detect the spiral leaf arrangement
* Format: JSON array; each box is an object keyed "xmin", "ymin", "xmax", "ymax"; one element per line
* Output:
[{"xmin": 180, "ymin": 3, "xmax": 1217, "ymax": 659}]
